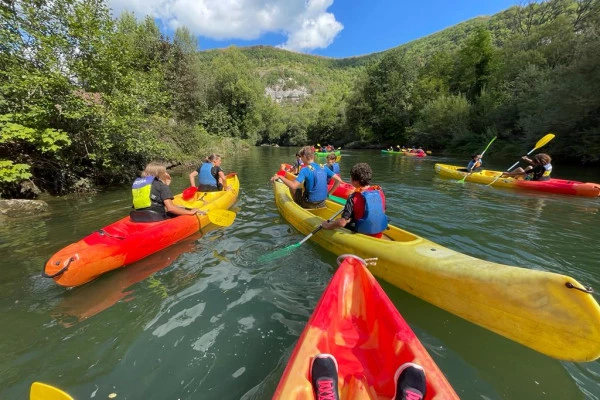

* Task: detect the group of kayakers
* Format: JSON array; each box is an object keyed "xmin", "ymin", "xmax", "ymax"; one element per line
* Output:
[
  {"xmin": 271, "ymin": 145, "xmax": 390, "ymax": 239},
  {"xmin": 466, "ymin": 152, "xmax": 553, "ymax": 181},
  {"xmin": 131, "ymin": 153, "xmax": 233, "ymax": 222}
]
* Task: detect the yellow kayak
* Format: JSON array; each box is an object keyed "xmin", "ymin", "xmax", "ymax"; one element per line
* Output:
[
  {"xmin": 272, "ymin": 180, "xmax": 600, "ymax": 362},
  {"xmin": 435, "ymin": 163, "xmax": 600, "ymax": 197}
]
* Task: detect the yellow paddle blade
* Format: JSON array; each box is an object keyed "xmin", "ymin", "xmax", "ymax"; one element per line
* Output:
[
  {"xmin": 30, "ymin": 382, "xmax": 73, "ymax": 400},
  {"xmin": 535, "ymin": 133, "xmax": 555, "ymax": 149},
  {"xmin": 206, "ymin": 209, "xmax": 236, "ymax": 227}
]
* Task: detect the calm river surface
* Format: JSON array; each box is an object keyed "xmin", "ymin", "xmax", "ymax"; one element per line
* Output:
[{"xmin": 1, "ymin": 147, "xmax": 599, "ymax": 399}]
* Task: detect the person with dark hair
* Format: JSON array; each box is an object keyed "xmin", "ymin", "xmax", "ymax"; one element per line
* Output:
[
  {"xmin": 189, "ymin": 153, "xmax": 228, "ymax": 191},
  {"xmin": 467, "ymin": 154, "xmax": 482, "ymax": 172},
  {"xmin": 292, "ymin": 152, "xmax": 303, "ymax": 174},
  {"xmin": 271, "ymin": 146, "xmax": 342, "ymax": 209},
  {"xmin": 320, "ymin": 163, "xmax": 388, "ymax": 238},
  {"xmin": 501, "ymin": 153, "xmax": 552, "ymax": 181},
  {"xmin": 131, "ymin": 162, "xmax": 200, "ymax": 222},
  {"xmin": 325, "ymin": 152, "xmax": 340, "ymax": 182}
]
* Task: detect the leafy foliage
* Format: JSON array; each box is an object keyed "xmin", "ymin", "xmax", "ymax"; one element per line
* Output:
[{"xmin": 1, "ymin": 0, "xmax": 598, "ymax": 198}]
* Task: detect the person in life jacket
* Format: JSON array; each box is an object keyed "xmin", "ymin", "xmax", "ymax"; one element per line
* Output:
[
  {"xmin": 189, "ymin": 153, "xmax": 228, "ymax": 192},
  {"xmin": 131, "ymin": 162, "xmax": 200, "ymax": 222},
  {"xmin": 501, "ymin": 153, "xmax": 552, "ymax": 181},
  {"xmin": 466, "ymin": 154, "xmax": 483, "ymax": 172},
  {"xmin": 320, "ymin": 163, "xmax": 389, "ymax": 238},
  {"xmin": 325, "ymin": 152, "xmax": 341, "ymax": 184},
  {"xmin": 271, "ymin": 146, "xmax": 342, "ymax": 209}
]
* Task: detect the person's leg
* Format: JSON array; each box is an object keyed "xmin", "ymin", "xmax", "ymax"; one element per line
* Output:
[
  {"xmin": 504, "ymin": 167, "xmax": 526, "ymax": 176},
  {"xmin": 310, "ymin": 354, "xmax": 340, "ymax": 400},
  {"xmin": 393, "ymin": 363, "xmax": 426, "ymax": 400}
]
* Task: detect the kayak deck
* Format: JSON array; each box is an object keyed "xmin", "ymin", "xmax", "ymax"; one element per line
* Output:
[{"xmin": 274, "ymin": 256, "xmax": 458, "ymax": 399}]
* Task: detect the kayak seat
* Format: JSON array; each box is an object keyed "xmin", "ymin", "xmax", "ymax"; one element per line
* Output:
[{"xmin": 130, "ymin": 209, "xmax": 166, "ymax": 223}]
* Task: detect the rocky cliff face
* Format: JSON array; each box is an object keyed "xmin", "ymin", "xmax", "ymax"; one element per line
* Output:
[{"xmin": 264, "ymin": 78, "xmax": 310, "ymax": 103}]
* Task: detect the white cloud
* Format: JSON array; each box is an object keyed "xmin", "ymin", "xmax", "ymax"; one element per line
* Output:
[{"xmin": 106, "ymin": 0, "xmax": 343, "ymax": 53}]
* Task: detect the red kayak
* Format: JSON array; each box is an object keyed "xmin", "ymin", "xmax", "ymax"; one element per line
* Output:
[
  {"xmin": 273, "ymin": 256, "xmax": 458, "ymax": 399},
  {"xmin": 43, "ymin": 174, "xmax": 239, "ymax": 287},
  {"xmin": 278, "ymin": 163, "xmax": 354, "ymax": 199}
]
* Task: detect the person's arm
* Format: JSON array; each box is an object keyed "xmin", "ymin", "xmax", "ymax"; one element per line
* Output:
[
  {"xmin": 321, "ymin": 200, "xmax": 352, "ymax": 230},
  {"xmin": 328, "ymin": 174, "xmax": 342, "ymax": 196},
  {"xmin": 189, "ymin": 170, "xmax": 198, "ymax": 187},
  {"xmin": 164, "ymin": 199, "xmax": 201, "ymax": 216},
  {"xmin": 218, "ymin": 170, "xmax": 230, "ymax": 190}
]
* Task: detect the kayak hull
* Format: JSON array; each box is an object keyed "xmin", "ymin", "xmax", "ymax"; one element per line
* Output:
[
  {"xmin": 273, "ymin": 256, "xmax": 458, "ymax": 399},
  {"xmin": 44, "ymin": 174, "xmax": 239, "ymax": 287},
  {"xmin": 434, "ymin": 163, "xmax": 600, "ymax": 197},
  {"xmin": 272, "ymin": 180, "xmax": 600, "ymax": 361}
]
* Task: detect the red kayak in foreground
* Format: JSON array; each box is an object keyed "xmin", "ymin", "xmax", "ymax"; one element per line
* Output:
[{"xmin": 273, "ymin": 256, "xmax": 458, "ymax": 399}]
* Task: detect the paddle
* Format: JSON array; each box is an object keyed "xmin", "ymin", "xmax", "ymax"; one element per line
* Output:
[
  {"xmin": 258, "ymin": 208, "xmax": 344, "ymax": 262},
  {"xmin": 487, "ymin": 133, "xmax": 555, "ymax": 186},
  {"xmin": 182, "ymin": 186, "xmax": 198, "ymax": 200},
  {"xmin": 30, "ymin": 382, "xmax": 73, "ymax": 400},
  {"xmin": 205, "ymin": 209, "xmax": 236, "ymax": 227},
  {"xmin": 458, "ymin": 136, "xmax": 497, "ymax": 183}
]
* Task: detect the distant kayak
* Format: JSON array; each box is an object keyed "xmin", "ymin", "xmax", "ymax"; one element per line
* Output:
[
  {"xmin": 273, "ymin": 255, "xmax": 459, "ymax": 399},
  {"xmin": 43, "ymin": 174, "xmax": 239, "ymax": 287},
  {"xmin": 434, "ymin": 163, "xmax": 600, "ymax": 197},
  {"xmin": 315, "ymin": 150, "xmax": 341, "ymax": 157},
  {"xmin": 381, "ymin": 149, "xmax": 404, "ymax": 154}
]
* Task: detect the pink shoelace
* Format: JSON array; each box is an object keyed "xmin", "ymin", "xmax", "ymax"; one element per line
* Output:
[
  {"xmin": 403, "ymin": 389, "xmax": 424, "ymax": 400},
  {"xmin": 315, "ymin": 378, "xmax": 337, "ymax": 400}
]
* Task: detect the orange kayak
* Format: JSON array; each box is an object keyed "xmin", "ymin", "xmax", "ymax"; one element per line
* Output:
[
  {"xmin": 273, "ymin": 256, "xmax": 458, "ymax": 399},
  {"xmin": 43, "ymin": 173, "xmax": 239, "ymax": 287}
]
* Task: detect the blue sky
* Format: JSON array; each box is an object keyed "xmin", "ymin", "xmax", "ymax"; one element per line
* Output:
[{"xmin": 107, "ymin": 0, "xmax": 521, "ymax": 58}]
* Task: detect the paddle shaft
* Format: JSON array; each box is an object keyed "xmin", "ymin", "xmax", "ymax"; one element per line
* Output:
[{"xmin": 298, "ymin": 208, "xmax": 344, "ymax": 246}]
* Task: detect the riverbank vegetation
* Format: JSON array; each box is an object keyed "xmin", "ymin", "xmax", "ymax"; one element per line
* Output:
[{"xmin": 1, "ymin": 0, "xmax": 598, "ymax": 198}]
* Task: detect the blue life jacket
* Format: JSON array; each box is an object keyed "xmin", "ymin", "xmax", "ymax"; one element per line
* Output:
[
  {"xmin": 132, "ymin": 176, "xmax": 155, "ymax": 209},
  {"xmin": 327, "ymin": 162, "xmax": 340, "ymax": 175},
  {"xmin": 355, "ymin": 190, "xmax": 388, "ymax": 234},
  {"xmin": 198, "ymin": 162, "xmax": 216, "ymax": 187},
  {"xmin": 306, "ymin": 163, "xmax": 328, "ymax": 202}
]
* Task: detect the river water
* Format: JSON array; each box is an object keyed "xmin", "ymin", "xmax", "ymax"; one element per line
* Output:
[{"xmin": 1, "ymin": 147, "xmax": 599, "ymax": 399}]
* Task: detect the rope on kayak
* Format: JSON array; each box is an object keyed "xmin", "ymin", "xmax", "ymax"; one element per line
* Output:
[
  {"xmin": 42, "ymin": 256, "xmax": 77, "ymax": 278},
  {"xmin": 336, "ymin": 254, "xmax": 378, "ymax": 267},
  {"xmin": 565, "ymin": 282, "xmax": 593, "ymax": 294}
]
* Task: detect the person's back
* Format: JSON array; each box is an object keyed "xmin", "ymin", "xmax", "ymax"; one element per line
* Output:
[
  {"xmin": 271, "ymin": 146, "xmax": 342, "ymax": 209},
  {"xmin": 321, "ymin": 163, "xmax": 388, "ymax": 238}
]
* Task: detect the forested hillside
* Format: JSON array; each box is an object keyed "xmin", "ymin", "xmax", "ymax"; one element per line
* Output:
[{"xmin": 1, "ymin": 0, "xmax": 598, "ymax": 198}]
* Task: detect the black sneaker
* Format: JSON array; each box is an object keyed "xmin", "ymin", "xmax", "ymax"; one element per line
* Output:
[
  {"xmin": 393, "ymin": 362, "xmax": 426, "ymax": 400},
  {"xmin": 310, "ymin": 353, "xmax": 340, "ymax": 400}
]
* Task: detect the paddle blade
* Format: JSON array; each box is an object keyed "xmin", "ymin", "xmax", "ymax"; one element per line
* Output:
[
  {"xmin": 31, "ymin": 382, "xmax": 74, "ymax": 400},
  {"xmin": 535, "ymin": 133, "xmax": 555, "ymax": 149},
  {"xmin": 182, "ymin": 186, "xmax": 198, "ymax": 201},
  {"xmin": 207, "ymin": 209, "xmax": 236, "ymax": 227},
  {"xmin": 258, "ymin": 243, "xmax": 301, "ymax": 262}
]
